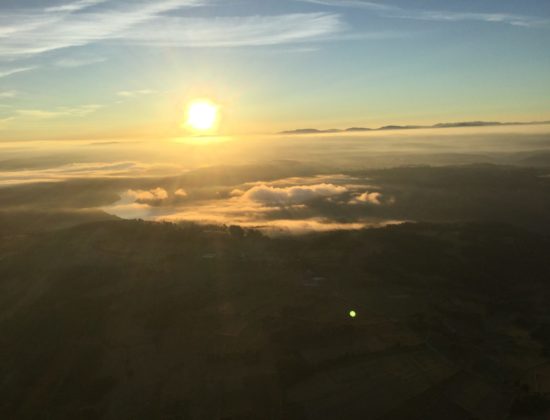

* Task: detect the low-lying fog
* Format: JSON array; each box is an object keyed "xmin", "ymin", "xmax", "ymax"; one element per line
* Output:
[{"xmin": 1, "ymin": 126, "xmax": 550, "ymax": 234}]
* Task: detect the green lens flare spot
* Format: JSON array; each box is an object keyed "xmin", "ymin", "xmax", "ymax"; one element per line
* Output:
[{"xmin": 349, "ymin": 310, "xmax": 357, "ymax": 318}]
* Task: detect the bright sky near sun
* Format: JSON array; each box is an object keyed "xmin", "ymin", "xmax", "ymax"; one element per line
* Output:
[
  {"xmin": 186, "ymin": 101, "xmax": 219, "ymax": 133},
  {"xmin": 0, "ymin": 0, "xmax": 549, "ymax": 141}
]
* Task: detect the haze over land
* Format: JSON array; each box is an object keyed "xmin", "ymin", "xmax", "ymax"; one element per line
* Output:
[{"xmin": 1, "ymin": 126, "xmax": 550, "ymax": 234}]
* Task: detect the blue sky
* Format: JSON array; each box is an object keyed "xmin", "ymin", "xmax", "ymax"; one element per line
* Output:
[{"xmin": 1, "ymin": 0, "xmax": 549, "ymax": 139}]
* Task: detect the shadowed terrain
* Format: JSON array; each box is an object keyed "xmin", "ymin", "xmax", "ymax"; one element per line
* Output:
[{"xmin": 1, "ymin": 218, "xmax": 550, "ymax": 419}]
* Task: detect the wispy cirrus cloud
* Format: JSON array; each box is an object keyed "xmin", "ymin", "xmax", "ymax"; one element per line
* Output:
[
  {"xmin": 0, "ymin": 0, "xmax": 207, "ymax": 58},
  {"xmin": 120, "ymin": 13, "xmax": 347, "ymax": 48},
  {"xmin": 0, "ymin": 117, "xmax": 15, "ymax": 130},
  {"xmin": 16, "ymin": 104, "xmax": 103, "ymax": 119},
  {"xmin": 0, "ymin": 67, "xmax": 36, "ymax": 79},
  {"xmin": 301, "ymin": 0, "xmax": 549, "ymax": 27},
  {"xmin": 44, "ymin": 0, "xmax": 110, "ymax": 13},
  {"xmin": 117, "ymin": 89, "xmax": 156, "ymax": 98},
  {"xmin": 0, "ymin": 90, "xmax": 18, "ymax": 99},
  {"xmin": 54, "ymin": 55, "xmax": 107, "ymax": 68},
  {"xmin": 0, "ymin": 0, "xmax": 349, "ymax": 61}
]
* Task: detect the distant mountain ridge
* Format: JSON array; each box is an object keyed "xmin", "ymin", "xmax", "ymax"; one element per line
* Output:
[{"xmin": 280, "ymin": 120, "xmax": 550, "ymax": 135}]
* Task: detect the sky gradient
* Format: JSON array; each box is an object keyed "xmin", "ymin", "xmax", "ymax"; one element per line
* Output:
[{"xmin": 1, "ymin": 0, "xmax": 550, "ymax": 140}]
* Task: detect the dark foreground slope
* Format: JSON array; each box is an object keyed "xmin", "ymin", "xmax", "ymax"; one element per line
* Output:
[{"xmin": 1, "ymin": 220, "xmax": 550, "ymax": 419}]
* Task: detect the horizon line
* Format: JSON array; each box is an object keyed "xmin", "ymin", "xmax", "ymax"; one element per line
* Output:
[{"xmin": 280, "ymin": 119, "xmax": 550, "ymax": 135}]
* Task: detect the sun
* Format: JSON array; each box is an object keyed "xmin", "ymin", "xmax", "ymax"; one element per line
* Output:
[{"xmin": 185, "ymin": 100, "xmax": 219, "ymax": 132}]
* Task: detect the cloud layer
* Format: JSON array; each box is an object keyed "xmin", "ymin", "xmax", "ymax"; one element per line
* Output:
[
  {"xmin": 242, "ymin": 183, "xmax": 347, "ymax": 206},
  {"xmin": 302, "ymin": 0, "xmax": 549, "ymax": 27},
  {"xmin": 0, "ymin": 67, "xmax": 36, "ymax": 79},
  {"xmin": 0, "ymin": 1, "xmax": 346, "ymax": 60},
  {"xmin": 44, "ymin": 0, "xmax": 111, "ymax": 13},
  {"xmin": 126, "ymin": 187, "xmax": 169, "ymax": 203},
  {"xmin": 101, "ymin": 175, "xmax": 397, "ymax": 234},
  {"xmin": 16, "ymin": 105, "xmax": 103, "ymax": 119},
  {"xmin": 350, "ymin": 191, "xmax": 383, "ymax": 205},
  {"xmin": 0, "ymin": 161, "xmax": 182, "ymax": 186}
]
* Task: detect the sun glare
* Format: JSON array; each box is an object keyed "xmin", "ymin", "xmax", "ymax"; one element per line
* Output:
[{"xmin": 186, "ymin": 100, "xmax": 219, "ymax": 132}]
